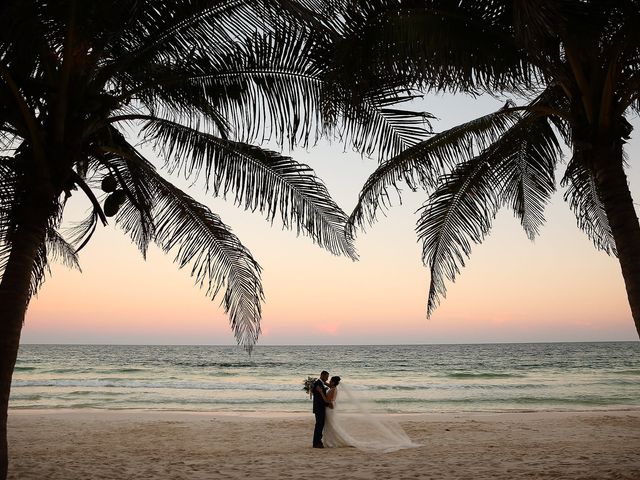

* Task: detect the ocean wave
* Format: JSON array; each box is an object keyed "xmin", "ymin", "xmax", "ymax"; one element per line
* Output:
[
  {"xmin": 9, "ymin": 394, "xmax": 42, "ymax": 401},
  {"xmin": 372, "ymin": 383, "xmax": 545, "ymax": 391},
  {"xmin": 12, "ymin": 398, "xmax": 309, "ymax": 407},
  {"xmin": 11, "ymin": 379, "xmax": 295, "ymax": 391},
  {"xmin": 592, "ymin": 379, "xmax": 640, "ymax": 386},
  {"xmin": 11, "ymin": 401, "xmax": 310, "ymax": 412},
  {"xmin": 125, "ymin": 397, "xmax": 307, "ymax": 405},
  {"xmin": 64, "ymin": 390, "xmax": 123, "ymax": 397},
  {"xmin": 96, "ymin": 368, "xmax": 148, "ymax": 374},
  {"xmin": 42, "ymin": 368, "xmax": 92, "ymax": 374},
  {"xmin": 11, "ymin": 395, "xmax": 640, "ymax": 412},
  {"xmin": 509, "ymin": 396, "xmax": 639, "ymax": 406},
  {"xmin": 441, "ymin": 372, "xmax": 525, "ymax": 379},
  {"xmin": 172, "ymin": 361, "xmax": 284, "ymax": 368},
  {"xmin": 373, "ymin": 396, "xmax": 640, "ymax": 406}
]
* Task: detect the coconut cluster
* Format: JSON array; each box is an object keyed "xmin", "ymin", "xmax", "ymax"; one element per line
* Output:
[{"xmin": 101, "ymin": 175, "xmax": 126, "ymax": 217}]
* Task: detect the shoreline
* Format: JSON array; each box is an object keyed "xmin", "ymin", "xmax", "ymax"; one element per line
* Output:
[
  {"xmin": 10, "ymin": 404, "xmax": 640, "ymax": 417},
  {"xmin": 9, "ymin": 408, "xmax": 640, "ymax": 479}
]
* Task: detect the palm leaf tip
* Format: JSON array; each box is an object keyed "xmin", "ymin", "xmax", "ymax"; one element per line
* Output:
[{"xmin": 418, "ymin": 155, "xmax": 501, "ymax": 319}]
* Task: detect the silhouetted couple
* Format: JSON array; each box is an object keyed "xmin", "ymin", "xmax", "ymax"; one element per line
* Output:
[
  {"xmin": 312, "ymin": 370, "xmax": 341, "ymax": 448},
  {"xmin": 311, "ymin": 369, "xmax": 420, "ymax": 451}
]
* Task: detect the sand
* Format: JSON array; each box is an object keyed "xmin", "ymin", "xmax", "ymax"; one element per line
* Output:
[{"xmin": 8, "ymin": 409, "xmax": 640, "ymax": 479}]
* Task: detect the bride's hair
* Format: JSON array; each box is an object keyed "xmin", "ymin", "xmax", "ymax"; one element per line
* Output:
[{"xmin": 331, "ymin": 375, "xmax": 341, "ymax": 386}]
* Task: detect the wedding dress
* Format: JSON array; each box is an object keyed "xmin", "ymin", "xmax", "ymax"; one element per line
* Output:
[{"xmin": 323, "ymin": 384, "xmax": 421, "ymax": 452}]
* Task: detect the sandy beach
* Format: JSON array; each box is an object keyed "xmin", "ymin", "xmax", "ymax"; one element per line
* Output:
[{"xmin": 7, "ymin": 409, "xmax": 640, "ymax": 479}]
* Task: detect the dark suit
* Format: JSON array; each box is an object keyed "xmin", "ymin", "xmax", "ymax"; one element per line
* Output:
[{"xmin": 312, "ymin": 379, "xmax": 327, "ymax": 446}]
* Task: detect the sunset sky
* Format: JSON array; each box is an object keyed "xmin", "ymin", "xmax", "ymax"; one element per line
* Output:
[{"xmin": 22, "ymin": 94, "xmax": 640, "ymax": 345}]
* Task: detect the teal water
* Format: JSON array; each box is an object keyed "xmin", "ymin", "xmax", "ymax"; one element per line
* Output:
[{"xmin": 11, "ymin": 342, "xmax": 640, "ymax": 413}]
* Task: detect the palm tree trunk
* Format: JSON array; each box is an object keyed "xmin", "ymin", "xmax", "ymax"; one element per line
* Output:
[
  {"xmin": 592, "ymin": 144, "xmax": 640, "ymax": 338},
  {"xmin": 0, "ymin": 200, "xmax": 49, "ymax": 480}
]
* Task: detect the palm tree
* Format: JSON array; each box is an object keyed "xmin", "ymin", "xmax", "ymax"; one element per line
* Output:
[
  {"xmin": 347, "ymin": 1, "xmax": 640, "ymax": 335},
  {"xmin": 0, "ymin": 1, "xmax": 428, "ymax": 476}
]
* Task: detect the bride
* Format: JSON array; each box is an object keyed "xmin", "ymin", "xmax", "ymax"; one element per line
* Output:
[{"xmin": 323, "ymin": 376, "xmax": 420, "ymax": 452}]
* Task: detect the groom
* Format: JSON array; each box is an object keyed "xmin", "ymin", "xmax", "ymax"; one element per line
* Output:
[{"xmin": 312, "ymin": 370, "xmax": 332, "ymax": 448}]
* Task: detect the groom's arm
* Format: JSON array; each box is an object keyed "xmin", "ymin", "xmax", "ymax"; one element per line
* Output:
[
  {"xmin": 314, "ymin": 382, "xmax": 333, "ymax": 407},
  {"xmin": 315, "ymin": 385, "xmax": 334, "ymax": 408},
  {"xmin": 314, "ymin": 384, "xmax": 328, "ymax": 402}
]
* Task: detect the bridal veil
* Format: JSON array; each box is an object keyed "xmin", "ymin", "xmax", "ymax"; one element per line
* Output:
[{"xmin": 325, "ymin": 383, "xmax": 421, "ymax": 452}]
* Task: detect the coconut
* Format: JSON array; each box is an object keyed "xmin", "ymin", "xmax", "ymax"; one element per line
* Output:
[
  {"xmin": 101, "ymin": 175, "xmax": 118, "ymax": 192},
  {"xmin": 103, "ymin": 189, "xmax": 126, "ymax": 217}
]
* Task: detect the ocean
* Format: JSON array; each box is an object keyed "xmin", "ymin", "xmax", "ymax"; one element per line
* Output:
[{"xmin": 11, "ymin": 342, "xmax": 640, "ymax": 413}]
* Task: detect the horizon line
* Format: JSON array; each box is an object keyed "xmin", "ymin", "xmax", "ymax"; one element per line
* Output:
[{"xmin": 20, "ymin": 340, "xmax": 640, "ymax": 347}]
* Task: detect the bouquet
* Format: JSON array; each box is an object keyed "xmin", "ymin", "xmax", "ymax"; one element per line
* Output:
[{"xmin": 303, "ymin": 376, "xmax": 317, "ymax": 399}]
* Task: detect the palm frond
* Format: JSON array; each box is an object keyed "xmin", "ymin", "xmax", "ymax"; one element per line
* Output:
[
  {"xmin": 416, "ymin": 102, "xmax": 563, "ymax": 316},
  {"xmin": 65, "ymin": 210, "xmax": 99, "ymax": 254},
  {"xmin": 46, "ymin": 228, "xmax": 81, "ymax": 271},
  {"xmin": 124, "ymin": 73, "xmax": 231, "ymax": 140},
  {"xmin": 90, "ymin": 3, "xmax": 438, "ymax": 165},
  {"xmin": 0, "ymin": 156, "xmax": 18, "ymax": 275},
  {"xmin": 159, "ymin": 25, "xmax": 430, "ymax": 159},
  {"xmin": 512, "ymin": 0, "xmax": 567, "ymax": 54},
  {"xmin": 96, "ymin": 1, "xmax": 260, "ymax": 82},
  {"xmin": 561, "ymin": 154, "xmax": 617, "ymax": 255},
  {"xmin": 90, "ymin": 140, "xmax": 156, "ymax": 259},
  {"xmin": 181, "ymin": 26, "xmax": 325, "ymax": 148},
  {"xmin": 89, "ymin": 140, "xmax": 264, "ymax": 350},
  {"xmin": 0, "ymin": 156, "xmax": 69, "ymax": 295},
  {"xmin": 148, "ymin": 169, "xmax": 264, "ymax": 351},
  {"xmin": 27, "ymin": 215, "xmax": 64, "ymax": 299},
  {"xmin": 332, "ymin": 0, "xmax": 537, "ymax": 95},
  {"xmin": 494, "ymin": 114, "xmax": 561, "ymax": 240},
  {"xmin": 620, "ymin": 70, "xmax": 640, "ymax": 114},
  {"xmin": 417, "ymin": 154, "xmax": 500, "ymax": 317},
  {"xmin": 259, "ymin": 0, "xmax": 348, "ymax": 34},
  {"xmin": 348, "ymin": 104, "xmax": 521, "ymax": 235},
  {"xmin": 141, "ymin": 118, "xmax": 357, "ymax": 260},
  {"xmin": 29, "ymin": 241, "xmax": 48, "ymax": 297},
  {"xmin": 339, "ymin": 100, "xmax": 433, "ymax": 160}
]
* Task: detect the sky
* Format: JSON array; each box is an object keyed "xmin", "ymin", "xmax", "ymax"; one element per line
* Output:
[{"xmin": 21, "ymin": 94, "xmax": 640, "ymax": 345}]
